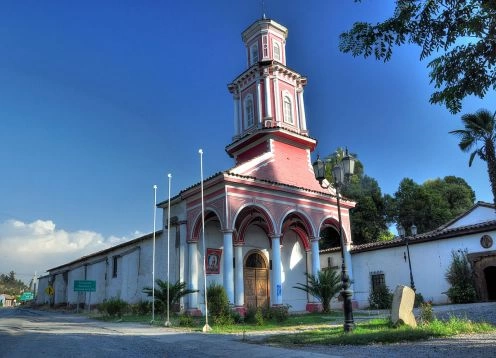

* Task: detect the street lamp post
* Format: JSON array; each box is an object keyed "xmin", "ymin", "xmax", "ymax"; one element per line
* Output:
[
  {"xmin": 313, "ymin": 149, "xmax": 355, "ymax": 333},
  {"xmin": 397, "ymin": 224, "xmax": 416, "ymax": 292}
]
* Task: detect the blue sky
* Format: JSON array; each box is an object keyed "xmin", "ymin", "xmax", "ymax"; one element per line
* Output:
[{"xmin": 1, "ymin": 0, "xmax": 494, "ymax": 282}]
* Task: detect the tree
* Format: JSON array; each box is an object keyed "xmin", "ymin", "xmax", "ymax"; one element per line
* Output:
[
  {"xmin": 319, "ymin": 148, "xmax": 391, "ymax": 246},
  {"xmin": 339, "ymin": 1, "xmax": 496, "ymax": 113},
  {"xmin": 293, "ymin": 268, "xmax": 341, "ymax": 313},
  {"xmin": 450, "ymin": 109, "xmax": 496, "ymax": 206},
  {"xmin": 142, "ymin": 279, "xmax": 198, "ymax": 314},
  {"xmin": 392, "ymin": 176, "xmax": 475, "ymax": 233},
  {"xmin": 0, "ymin": 271, "xmax": 28, "ymax": 296}
]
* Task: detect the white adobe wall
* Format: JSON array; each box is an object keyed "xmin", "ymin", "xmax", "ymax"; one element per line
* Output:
[
  {"xmin": 351, "ymin": 229, "xmax": 496, "ymax": 308},
  {"xmin": 67, "ymin": 267, "xmax": 85, "ymax": 304},
  {"xmin": 36, "ymin": 276, "xmax": 50, "ymax": 304},
  {"xmin": 447, "ymin": 206, "xmax": 495, "ymax": 229},
  {"xmin": 85, "ymin": 259, "xmax": 107, "ymax": 305}
]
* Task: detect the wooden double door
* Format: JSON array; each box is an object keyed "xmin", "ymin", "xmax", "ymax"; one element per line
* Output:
[{"xmin": 244, "ymin": 251, "xmax": 269, "ymax": 308}]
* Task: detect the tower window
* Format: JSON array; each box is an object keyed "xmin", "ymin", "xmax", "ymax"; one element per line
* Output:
[
  {"xmin": 283, "ymin": 95, "xmax": 293, "ymax": 124},
  {"xmin": 250, "ymin": 43, "xmax": 259, "ymax": 65},
  {"xmin": 273, "ymin": 41, "xmax": 281, "ymax": 62},
  {"xmin": 244, "ymin": 95, "xmax": 254, "ymax": 128}
]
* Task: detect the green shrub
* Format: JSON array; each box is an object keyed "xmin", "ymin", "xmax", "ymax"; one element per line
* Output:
[
  {"xmin": 368, "ymin": 285, "xmax": 393, "ymax": 309},
  {"xmin": 414, "ymin": 292, "xmax": 424, "ymax": 308},
  {"xmin": 444, "ymin": 249, "xmax": 477, "ymax": 304},
  {"xmin": 419, "ymin": 301, "xmax": 434, "ymax": 324},
  {"xmin": 207, "ymin": 283, "xmax": 230, "ymax": 318},
  {"xmin": 130, "ymin": 301, "xmax": 151, "ymax": 315},
  {"xmin": 178, "ymin": 313, "xmax": 195, "ymax": 327},
  {"xmin": 269, "ymin": 304, "xmax": 291, "ymax": 322},
  {"xmin": 254, "ymin": 307, "xmax": 265, "ymax": 326},
  {"xmin": 99, "ymin": 298, "xmax": 128, "ymax": 318},
  {"xmin": 244, "ymin": 305, "xmax": 258, "ymax": 323}
]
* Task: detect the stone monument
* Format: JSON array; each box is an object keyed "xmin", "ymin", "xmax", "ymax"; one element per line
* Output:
[{"xmin": 391, "ymin": 285, "xmax": 417, "ymax": 328}]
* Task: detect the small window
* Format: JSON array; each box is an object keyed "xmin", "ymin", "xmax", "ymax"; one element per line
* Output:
[
  {"xmin": 273, "ymin": 42, "xmax": 281, "ymax": 62},
  {"xmin": 283, "ymin": 95, "xmax": 293, "ymax": 124},
  {"xmin": 244, "ymin": 95, "xmax": 254, "ymax": 128},
  {"xmin": 262, "ymin": 35, "xmax": 268, "ymax": 58},
  {"xmin": 112, "ymin": 256, "xmax": 118, "ymax": 278},
  {"xmin": 250, "ymin": 43, "xmax": 259, "ymax": 65},
  {"xmin": 371, "ymin": 272, "xmax": 385, "ymax": 291}
]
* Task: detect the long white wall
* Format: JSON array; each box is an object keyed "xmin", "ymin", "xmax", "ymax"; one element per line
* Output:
[{"xmin": 351, "ymin": 230, "xmax": 496, "ymax": 308}]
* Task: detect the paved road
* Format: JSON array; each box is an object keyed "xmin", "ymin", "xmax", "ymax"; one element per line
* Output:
[
  {"xmin": 1, "ymin": 303, "xmax": 495, "ymax": 358},
  {"xmin": 0, "ymin": 308, "xmax": 335, "ymax": 358}
]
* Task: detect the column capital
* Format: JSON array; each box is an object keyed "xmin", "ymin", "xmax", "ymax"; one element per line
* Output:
[
  {"xmin": 269, "ymin": 233, "xmax": 282, "ymax": 240},
  {"xmin": 221, "ymin": 229, "xmax": 234, "ymax": 234},
  {"xmin": 310, "ymin": 236, "xmax": 321, "ymax": 242}
]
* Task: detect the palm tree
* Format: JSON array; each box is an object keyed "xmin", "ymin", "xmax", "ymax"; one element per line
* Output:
[
  {"xmin": 450, "ymin": 109, "xmax": 496, "ymax": 207},
  {"xmin": 143, "ymin": 279, "xmax": 198, "ymax": 314},
  {"xmin": 293, "ymin": 268, "xmax": 341, "ymax": 313}
]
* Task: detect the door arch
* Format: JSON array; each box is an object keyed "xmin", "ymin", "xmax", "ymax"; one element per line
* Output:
[{"xmin": 244, "ymin": 251, "xmax": 269, "ymax": 308}]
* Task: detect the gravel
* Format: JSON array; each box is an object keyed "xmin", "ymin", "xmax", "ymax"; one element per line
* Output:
[{"xmin": 251, "ymin": 302, "xmax": 496, "ymax": 358}]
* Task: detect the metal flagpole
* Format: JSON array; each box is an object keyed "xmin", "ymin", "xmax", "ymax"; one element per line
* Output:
[
  {"xmin": 151, "ymin": 184, "xmax": 157, "ymax": 323},
  {"xmin": 199, "ymin": 149, "xmax": 211, "ymax": 332},
  {"xmin": 165, "ymin": 173, "xmax": 172, "ymax": 327}
]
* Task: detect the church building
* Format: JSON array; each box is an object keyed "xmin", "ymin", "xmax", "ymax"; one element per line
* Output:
[{"xmin": 36, "ymin": 17, "xmax": 354, "ymax": 314}]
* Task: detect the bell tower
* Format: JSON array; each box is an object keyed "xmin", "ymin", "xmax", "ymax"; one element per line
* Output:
[{"xmin": 226, "ymin": 18, "xmax": 320, "ymax": 190}]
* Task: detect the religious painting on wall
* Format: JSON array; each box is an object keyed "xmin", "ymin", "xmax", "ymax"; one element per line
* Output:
[{"xmin": 206, "ymin": 248, "xmax": 222, "ymax": 274}]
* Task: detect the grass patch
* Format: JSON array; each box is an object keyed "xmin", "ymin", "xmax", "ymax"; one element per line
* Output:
[{"xmin": 264, "ymin": 317, "xmax": 495, "ymax": 346}]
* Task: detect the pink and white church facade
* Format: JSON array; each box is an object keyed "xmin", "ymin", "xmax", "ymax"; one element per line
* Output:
[
  {"xmin": 36, "ymin": 17, "xmax": 354, "ymax": 314},
  {"xmin": 158, "ymin": 17, "xmax": 354, "ymax": 314}
]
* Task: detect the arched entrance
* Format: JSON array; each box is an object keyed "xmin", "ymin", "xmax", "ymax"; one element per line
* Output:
[
  {"xmin": 484, "ymin": 266, "xmax": 496, "ymax": 301},
  {"xmin": 244, "ymin": 251, "xmax": 269, "ymax": 308}
]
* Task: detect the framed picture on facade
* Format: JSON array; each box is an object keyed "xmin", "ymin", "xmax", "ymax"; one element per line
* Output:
[{"xmin": 206, "ymin": 248, "xmax": 222, "ymax": 274}]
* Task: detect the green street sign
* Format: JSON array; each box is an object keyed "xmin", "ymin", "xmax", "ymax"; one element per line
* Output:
[
  {"xmin": 73, "ymin": 280, "xmax": 96, "ymax": 292},
  {"xmin": 20, "ymin": 292, "xmax": 34, "ymax": 301}
]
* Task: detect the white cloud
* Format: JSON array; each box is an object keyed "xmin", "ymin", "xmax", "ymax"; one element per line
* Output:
[{"xmin": 0, "ymin": 219, "xmax": 130, "ymax": 283}]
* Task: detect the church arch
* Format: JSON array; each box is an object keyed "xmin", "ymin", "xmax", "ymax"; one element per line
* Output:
[
  {"xmin": 318, "ymin": 216, "xmax": 348, "ymax": 250},
  {"xmin": 280, "ymin": 211, "xmax": 313, "ymax": 251},
  {"xmin": 190, "ymin": 208, "xmax": 223, "ymax": 242},
  {"xmin": 232, "ymin": 204, "xmax": 276, "ymax": 245}
]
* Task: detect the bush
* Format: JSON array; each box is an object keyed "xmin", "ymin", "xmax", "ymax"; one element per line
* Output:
[
  {"xmin": 254, "ymin": 307, "xmax": 265, "ymax": 326},
  {"xmin": 244, "ymin": 305, "xmax": 258, "ymax": 324},
  {"xmin": 206, "ymin": 283, "xmax": 230, "ymax": 317},
  {"xmin": 368, "ymin": 285, "xmax": 393, "ymax": 309},
  {"xmin": 178, "ymin": 313, "xmax": 195, "ymax": 327},
  {"xmin": 130, "ymin": 301, "xmax": 151, "ymax": 315},
  {"xmin": 99, "ymin": 298, "xmax": 128, "ymax": 318},
  {"xmin": 414, "ymin": 292, "xmax": 424, "ymax": 308},
  {"xmin": 444, "ymin": 249, "xmax": 477, "ymax": 304},
  {"xmin": 419, "ymin": 301, "xmax": 434, "ymax": 325},
  {"xmin": 268, "ymin": 304, "xmax": 291, "ymax": 322}
]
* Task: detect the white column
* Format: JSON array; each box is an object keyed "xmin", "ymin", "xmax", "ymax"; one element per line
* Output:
[
  {"xmin": 264, "ymin": 72, "xmax": 272, "ymax": 118},
  {"xmin": 188, "ymin": 241, "xmax": 199, "ymax": 309},
  {"xmin": 256, "ymin": 79, "xmax": 263, "ymax": 126},
  {"xmin": 233, "ymin": 95, "xmax": 240, "ymax": 136},
  {"xmin": 298, "ymin": 88, "xmax": 307, "ymax": 132},
  {"xmin": 271, "ymin": 235, "xmax": 282, "ymax": 305},
  {"xmin": 223, "ymin": 231, "xmax": 234, "ymax": 304},
  {"xmin": 234, "ymin": 244, "xmax": 244, "ymax": 307},
  {"xmin": 179, "ymin": 222, "xmax": 187, "ymax": 285},
  {"xmin": 274, "ymin": 78, "xmax": 280, "ymax": 125},
  {"xmin": 310, "ymin": 237, "xmax": 320, "ymax": 278},
  {"xmin": 294, "ymin": 86, "xmax": 300, "ymax": 130}
]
